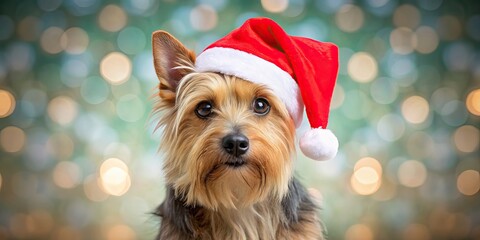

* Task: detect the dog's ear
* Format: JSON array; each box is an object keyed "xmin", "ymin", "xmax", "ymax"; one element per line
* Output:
[{"xmin": 152, "ymin": 31, "xmax": 196, "ymax": 103}]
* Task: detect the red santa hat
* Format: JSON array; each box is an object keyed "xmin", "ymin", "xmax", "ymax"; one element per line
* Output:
[{"xmin": 195, "ymin": 17, "xmax": 339, "ymax": 161}]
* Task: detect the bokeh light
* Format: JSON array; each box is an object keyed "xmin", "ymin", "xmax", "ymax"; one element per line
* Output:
[
  {"xmin": 0, "ymin": 126, "xmax": 26, "ymax": 153},
  {"xmin": 347, "ymin": 52, "xmax": 378, "ymax": 83},
  {"xmin": 99, "ymin": 158, "xmax": 131, "ymax": 196},
  {"xmin": 100, "ymin": 52, "xmax": 132, "ymax": 85},
  {"xmin": 335, "ymin": 4, "xmax": 364, "ymax": 33},
  {"xmin": 453, "ymin": 125, "xmax": 479, "ymax": 153},
  {"xmin": 0, "ymin": 89, "xmax": 15, "ymax": 118},
  {"xmin": 52, "ymin": 161, "xmax": 82, "ymax": 189},
  {"xmin": 60, "ymin": 27, "xmax": 89, "ymax": 54},
  {"xmin": 98, "ymin": 5, "xmax": 128, "ymax": 32},
  {"xmin": 261, "ymin": 0, "xmax": 288, "ymax": 13},
  {"xmin": 393, "ymin": 4, "xmax": 421, "ymax": 29},
  {"xmin": 415, "ymin": 26, "xmax": 439, "ymax": 54},
  {"xmin": 398, "ymin": 160, "xmax": 427, "ymax": 188},
  {"xmin": 401, "ymin": 96, "xmax": 429, "ymax": 124},
  {"xmin": 457, "ymin": 170, "xmax": 480, "ymax": 196},
  {"xmin": 390, "ymin": 27, "xmax": 417, "ymax": 54},
  {"xmin": 47, "ymin": 96, "xmax": 78, "ymax": 126},
  {"xmin": 40, "ymin": 27, "xmax": 64, "ymax": 54},
  {"xmin": 351, "ymin": 157, "xmax": 382, "ymax": 195},
  {"xmin": 466, "ymin": 89, "xmax": 480, "ymax": 116}
]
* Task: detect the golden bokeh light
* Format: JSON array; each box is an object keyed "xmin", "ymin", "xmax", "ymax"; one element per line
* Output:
[
  {"xmin": 106, "ymin": 224, "xmax": 136, "ymax": 240},
  {"xmin": 403, "ymin": 223, "xmax": 431, "ymax": 240},
  {"xmin": 100, "ymin": 157, "xmax": 128, "ymax": 174},
  {"xmin": 354, "ymin": 157, "xmax": 383, "ymax": 175},
  {"xmin": 99, "ymin": 158, "xmax": 131, "ymax": 196},
  {"xmin": 52, "ymin": 161, "xmax": 82, "ymax": 189},
  {"xmin": 453, "ymin": 125, "xmax": 479, "ymax": 153},
  {"xmin": 401, "ymin": 96, "xmax": 429, "ymax": 124},
  {"xmin": 390, "ymin": 27, "xmax": 417, "ymax": 54},
  {"xmin": 47, "ymin": 96, "xmax": 78, "ymax": 126},
  {"xmin": 351, "ymin": 157, "xmax": 383, "ymax": 195},
  {"xmin": 60, "ymin": 27, "xmax": 89, "ymax": 54},
  {"xmin": 40, "ymin": 27, "xmax": 64, "ymax": 54},
  {"xmin": 98, "ymin": 5, "xmax": 127, "ymax": 32},
  {"xmin": 345, "ymin": 224, "xmax": 374, "ymax": 240},
  {"xmin": 100, "ymin": 52, "xmax": 132, "ymax": 85},
  {"xmin": 351, "ymin": 172, "xmax": 381, "ymax": 195},
  {"xmin": 354, "ymin": 167, "xmax": 379, "ymax": 185},
  {"xmin": 457, "ymin": 170, "xmax": 480, "ymax": 196},
  {"xmin": 0, "ymin": 126, "xmax": 26, "ymax": 153},
  {"xmin": 335, "ymin": 4, "xmax": 364, "ymax": 33},
  {"xmin": 393, "ymin": 4, "xmax": 421, "ymax": 29},
  {"xmin": 415, "ymin": 26, "xmax": 439, "ymax": 54},
  {"xmin": 348, "ymin": 52, "xmax": 378, "ymax": 83},
  {"xmin": 0, "ymin": 89, "xmax": 15, "ymax": 118},
  {"xmin": 190, "ymin": 4, "xmax": 218, "ymax": 31},
  {"xmin": 466, "ymin": 89, "xmax": 480, "ymax": 116},
  {"xmin": 261, "ymin": 0, "xmax": 288, "ymax": 13},
  {"xmin": 83, "ymin": 175, "xmax": 109, "ymax": 202},
  {"xmin": 398, "ymin": 160, "xmax": 427, "ymax": 188}
]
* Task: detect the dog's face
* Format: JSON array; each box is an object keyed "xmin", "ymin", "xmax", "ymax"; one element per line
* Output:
[{"xmin": 152, "ymin": 32, "xmax": 295, "ymax": 210}]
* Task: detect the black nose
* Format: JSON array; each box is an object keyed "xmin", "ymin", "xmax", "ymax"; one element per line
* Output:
[{"xmin": 222, "ymin": 133, "xmax": 249, "ymax": 157}]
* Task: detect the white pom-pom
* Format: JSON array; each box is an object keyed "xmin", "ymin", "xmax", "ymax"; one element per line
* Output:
[{"xmin": 299, "ymin": 128, "xmax": 338, "ymax": 161}]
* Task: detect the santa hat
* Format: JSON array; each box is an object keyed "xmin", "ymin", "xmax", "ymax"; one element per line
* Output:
[{"xmin": 195, "ymin": 18, "xmax": 339, "ymax": 161}]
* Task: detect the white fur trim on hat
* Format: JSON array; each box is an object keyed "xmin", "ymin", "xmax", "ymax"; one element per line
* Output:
[
  {"xmin": 300, "ymin": 128, "xmax": 338, "ymax": 161},
  {"xmin": 195, "ymin": 47, "xmax": 304, "ymax": 128}
]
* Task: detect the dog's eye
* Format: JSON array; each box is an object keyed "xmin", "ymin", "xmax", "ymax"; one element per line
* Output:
[
  {"xmin": 195, "ymin": 101, "xmax": 213, "ymax": 118},
  {"xmin": 252, "ymin": 98, "xmax": 270, "ymax": 115}
]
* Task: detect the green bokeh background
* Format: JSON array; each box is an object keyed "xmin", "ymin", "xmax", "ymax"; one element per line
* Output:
[{"xmin": 0, "ymin": 0, "xmax": 479, "ymax": 239}]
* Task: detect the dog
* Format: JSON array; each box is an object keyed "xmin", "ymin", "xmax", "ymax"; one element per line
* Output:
[{"xmin": 151, "ymin": 18, "xmax": 339, "ymax": 240}]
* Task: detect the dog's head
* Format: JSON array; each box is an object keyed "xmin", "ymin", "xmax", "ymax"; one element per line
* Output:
[{"xmin": 152, "ymin": 31, "xmax": 295, "ymax": 210}]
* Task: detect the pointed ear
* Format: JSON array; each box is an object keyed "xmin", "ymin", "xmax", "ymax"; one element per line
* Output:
[{"xmin": 152, "ymin": 31, "xmax": 196, "ymax": 103}]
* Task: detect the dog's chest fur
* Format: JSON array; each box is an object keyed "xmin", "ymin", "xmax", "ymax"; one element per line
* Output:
[{"xmin": 155, "ymin": 178, "xmax": 323, "ymax": 240}]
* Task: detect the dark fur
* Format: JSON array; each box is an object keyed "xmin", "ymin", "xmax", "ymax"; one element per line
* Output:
[{"xmin": 155, "ymin": 177, "xmax": 319, "ymax": 239}]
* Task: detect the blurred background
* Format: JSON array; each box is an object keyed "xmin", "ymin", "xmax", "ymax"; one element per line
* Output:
[{"xmin": 0, "ymin": 0, "xmax": 479, "ymax": 239}]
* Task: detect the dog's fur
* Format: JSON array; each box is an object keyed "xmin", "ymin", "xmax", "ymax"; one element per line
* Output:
[{"xmin": 152, "ymin": 31, "xmax": 324, "ymax": 240}]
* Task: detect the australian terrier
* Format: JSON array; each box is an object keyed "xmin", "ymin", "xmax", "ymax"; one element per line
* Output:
[
  {"xmin": 151, "ymin": 16, "xmax": 341, "ymax": 239},
  {"xmin": 151, "ymin": 32, "xmax": 324, "ymax": 240}
]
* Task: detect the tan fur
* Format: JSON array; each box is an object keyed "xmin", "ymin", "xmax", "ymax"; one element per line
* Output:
[
  {"xmin": 152, "ymin": 31, "xmax": 324, "ymax": 240},
  {"xmin": 157, "ymin": 73, "xmax": 295, "ymax": 210}
]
